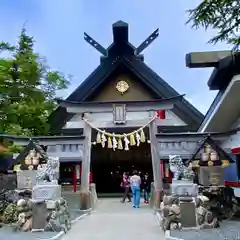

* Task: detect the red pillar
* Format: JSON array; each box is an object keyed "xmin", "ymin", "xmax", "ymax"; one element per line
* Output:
[
  {"xmin": 160, "ymin": 160, "xmax": 165, "ymax": 178},
  {"xmin": 89, "ymin": 171, "xmax": 93, "ymax": 184}
]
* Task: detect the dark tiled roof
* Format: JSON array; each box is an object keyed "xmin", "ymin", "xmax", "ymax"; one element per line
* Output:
[
  {"xmin": 186, "ymin": 135, "xmax": 234, "ymax": 165},
  {"xmin": 48, "ymin": 21, "xmax": 203, "ymax": 134},
  {"xmin": 15, "ymin": 140, "xmax": 48, "ymax": 163}
]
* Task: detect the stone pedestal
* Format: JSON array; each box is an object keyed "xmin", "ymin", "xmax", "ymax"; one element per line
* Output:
[
  {"xmin": 179, "ymin": 199, "xmax": 197, "ymax": 228},
  {"xmin": 171, "ymin": 180, "xmax": 198, "ymax": 197},
  {"xmin": 17, "ymin": 171, "xmax": 37, "ymax": 189},
  {"xmin": 79, "ymin": 191, "xmax": 91, "ymax": 210},
  {"xmin": 199, "ymin": 167, "xmax": 224, "ymax": 186},
  {"xmin": 32, "ymin": 184, "xmax": 61, "ymax": 202},
  {"xmin": 31, "ymin": 201, "xmax": 47, "ymax": 232},
  {"xmin": 171, "ymin": 180, "xmax": 198, "ymax": 229}
]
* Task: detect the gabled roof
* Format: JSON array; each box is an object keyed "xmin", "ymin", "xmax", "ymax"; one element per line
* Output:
[
  {"xmin": 207, "ymin": 53, "xmax": 240, "ymax": 90},
  {"xmin": 186, "ymin": 135, "xmax": 234, "ymax": 166},
  {"xmin": 186, "ymin": 52, "xmax": 240, "ymax": 132},
  {"xmin": 15, "ymin": 140, "xmax": 48, "ymax": 164},
  {"xmin": 199, "ymin": 75, "xmax": 240, "ymax": 132},
  {"xmin": 49, "ymin": 21, "xmax": 203, "ymax": 133}
]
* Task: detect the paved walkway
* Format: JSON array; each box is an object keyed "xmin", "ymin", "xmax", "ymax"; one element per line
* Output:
[{"xmin": 62, "ymin": 198, "xmax": 165, "ymax": 239}]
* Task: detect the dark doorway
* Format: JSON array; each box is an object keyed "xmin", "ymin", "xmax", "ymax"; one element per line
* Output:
[
  {"xmin": 59, "ymin": 162, "xmax": 75, "ymax": 185},
  {"xmin": 91, "ymin": 141, "xmax": 153, "ymax": 194},
  {"xmin": 236, "ymin": 154, "xmax": 240, "ymax": 181}
]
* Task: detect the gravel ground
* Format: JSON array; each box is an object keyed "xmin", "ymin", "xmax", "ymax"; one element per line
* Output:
[
  {"xmin": 0, "ymin": 192, "xmax": 84, "ymax": 240},
  {"xmin": 171, "ymin": 221, "xmax": 240, "ymax": 240}
]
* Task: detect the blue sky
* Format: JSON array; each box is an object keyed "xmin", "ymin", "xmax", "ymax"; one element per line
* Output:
[{"xmin": 0, "ymin": 0, "xmax": 229, "ymax": 114}]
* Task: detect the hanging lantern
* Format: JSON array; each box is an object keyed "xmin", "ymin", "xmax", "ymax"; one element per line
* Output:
[
  {"xmin": 129, "ymin": 134, "xmax": 136, "ymax": 146},
  {"xmin": 25, "ymin": 154, "xmax": 32, "ymax": 165},
  {"xmin": 32, "ymin": 157, "xmax": 39, "ymax": 165},
  {"xmin": 204, "ymin": 144, "xmax": 212, "ymax": 153},
  {"xmin": 210, "ymin": 151, "xmax": 218, "ymax": 161},
  {"xmin": 201, "ymin": 152, "xmax": 209, "ymax": 161},
  {"xmin": 157, "ymin": 110, "xmax": 166, "ymax": 120}
]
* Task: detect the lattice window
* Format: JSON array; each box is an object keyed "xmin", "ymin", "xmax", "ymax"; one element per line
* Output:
[{"xmin": 113, "ymin": 104, "xmax": 126, "ymax": 124}]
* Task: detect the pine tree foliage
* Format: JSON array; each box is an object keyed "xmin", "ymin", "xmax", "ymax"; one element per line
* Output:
[
  {"xmin": 0, "ymin": 28, "xmax": 70, "ymax": 136},
  {"xmin": 187, "ymin": 0, "xmax": 240, "ymax": 50}
]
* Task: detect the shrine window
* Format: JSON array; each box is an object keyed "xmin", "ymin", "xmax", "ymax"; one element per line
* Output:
[{"xmin": 113, "ymin": 104, "xmax": 126, "ymax": 124}]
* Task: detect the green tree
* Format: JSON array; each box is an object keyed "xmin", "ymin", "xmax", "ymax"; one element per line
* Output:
[
  {"xmin": 187, "ymin": 0, "xmax": 240, "ymax": 50},
  {"xmin": 0, "ymin": 28, "xmax": 70, "ymax": 137}
]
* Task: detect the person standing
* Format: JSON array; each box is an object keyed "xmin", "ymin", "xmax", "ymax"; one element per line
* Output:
[
  {"xmin": 121, "ymin": 172, "xmax": 131, "ymax": 203},
  {"xmin": 142, "ymin": 172, "xmax": 151, "ymax": 204},
  {"xmin": 130, "ymin": 170, "xmax": 141, "ymax": 208}
]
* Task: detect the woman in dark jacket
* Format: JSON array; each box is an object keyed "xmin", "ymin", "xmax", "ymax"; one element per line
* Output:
[{"xmin": 142, "ymin": 172, "xmax": 151, "ymax": 204}]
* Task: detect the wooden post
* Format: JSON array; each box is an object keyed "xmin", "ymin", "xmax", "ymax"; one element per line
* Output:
[
  {"xmin": 80, "ymin": 120, "xmax": 92, "ymax": 210},
  {"xmin": 186, "ymin": 51, "xmax": 232, "ymax": 68},
  {"xmin": 149, "ymin": 113, "xmax": 163, "ymax": 210}
]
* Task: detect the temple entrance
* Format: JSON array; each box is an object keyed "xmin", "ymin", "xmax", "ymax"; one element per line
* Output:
[{"xmin": 91, "ymin": 139, "xmax": 153, "ymax": 195}]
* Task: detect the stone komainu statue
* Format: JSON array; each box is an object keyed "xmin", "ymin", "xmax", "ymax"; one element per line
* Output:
[
  {"xmin": 36, "ymin": 157, "xmax": 59, "ymax": 182},
  {"xmin": 169, "ymin": 155, "xmax": 194, "ymax": 181}
]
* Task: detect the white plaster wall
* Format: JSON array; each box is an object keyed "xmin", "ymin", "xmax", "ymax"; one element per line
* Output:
[
  {"xmin": 165, "ymin": 111, "xmax": 186, "ymax": 126},
  {"xmin": 46, "ymin": 144, "xmax": 84, "ymax": 158}
]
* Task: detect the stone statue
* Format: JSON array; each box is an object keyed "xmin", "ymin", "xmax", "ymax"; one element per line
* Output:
[
  {"xmin": 169, "ymin": 155, "xmax": 194, "ymax": 181},
  {"xmin": 36, "ymin": 157, "xmax": 59, "ymax": 183}
]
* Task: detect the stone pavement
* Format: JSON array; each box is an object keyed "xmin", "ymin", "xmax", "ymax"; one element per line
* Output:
[{"xmin": 61, "ymin": 198, "xmax": 165, "ymax": 240}]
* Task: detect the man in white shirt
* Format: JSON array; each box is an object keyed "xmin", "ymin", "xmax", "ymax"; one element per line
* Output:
[{"xmin": 130, "ymin": 170, "xmax": 141, "ymax": 208}]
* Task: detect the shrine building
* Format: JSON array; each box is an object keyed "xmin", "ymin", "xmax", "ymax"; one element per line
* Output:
[
  {"xmin": 5, "ymin": 21, "xmax": 240, "ymax": 193},
  {"xmin": 186, "ymin": 51, "xmax": 240, "ymax": 186}
]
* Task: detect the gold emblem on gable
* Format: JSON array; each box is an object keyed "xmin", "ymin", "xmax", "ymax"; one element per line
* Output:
[{"xmin": 116, "ymin": 80, "xmax": 129, "ymax": 94}]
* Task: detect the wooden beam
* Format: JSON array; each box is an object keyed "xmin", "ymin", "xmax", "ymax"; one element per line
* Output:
[
  {"xmin": 64, "ymin": 118, "xmax": 186, "ymax": 129},
  {"xmin": 186, "ymin": 51, "xmax": 233, "ymax": 68},
  {"xmin": 135, "ymin": 28, "xmax": 159, "ymax": 55},
  {"xmin": 65, "ymin": 103, "xmax": 174, "ymax": 114}
]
